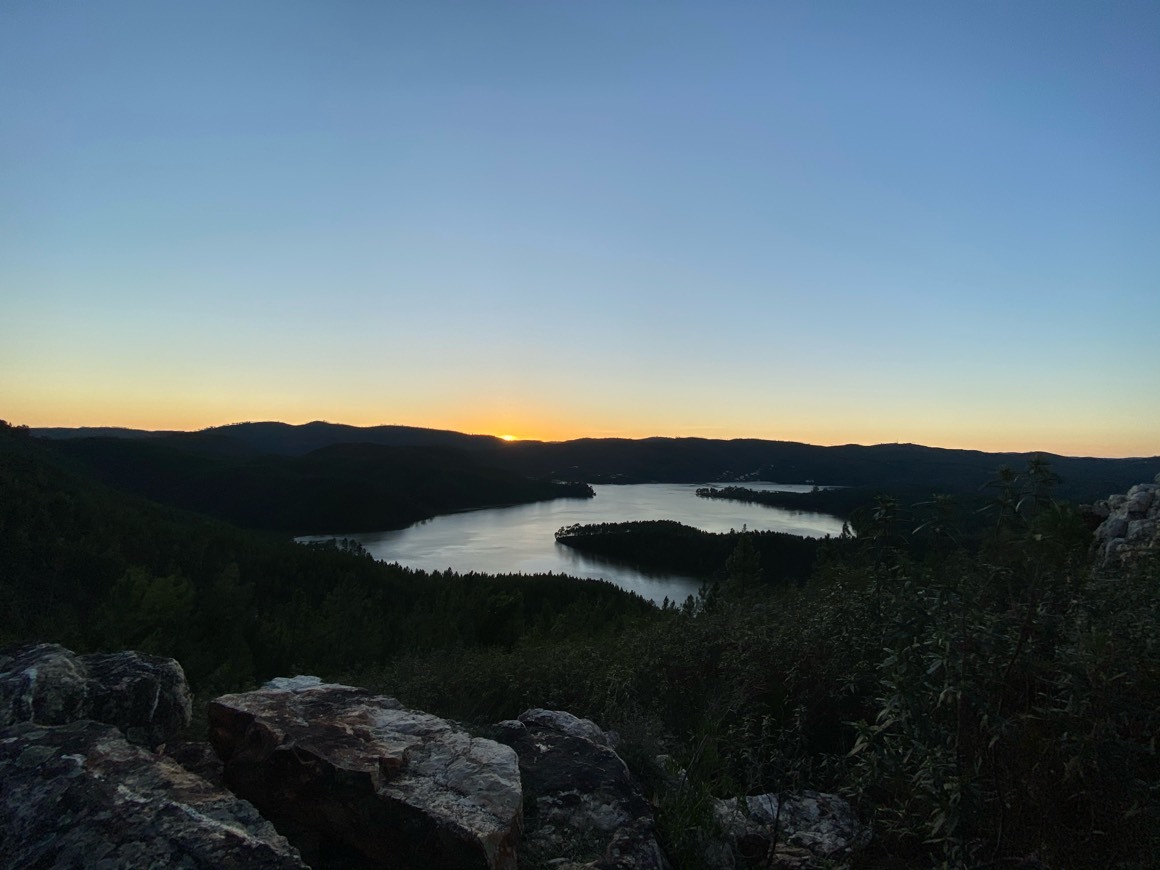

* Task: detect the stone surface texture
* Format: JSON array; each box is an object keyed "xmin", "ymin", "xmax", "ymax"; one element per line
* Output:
[
  {"xmin": 518, "ymin": 707, "xmax": 620, "ymax": 749},
  {"xmin": 0, "ymin": 644, "xmax": 876, "ymax": 869},
  {"xmin": 163, "ymin": 737, "xmax": 227, "ymax": 788},
  {"xmin": 496, "ymin": 712, "xmax": 669, "ymax": 870},
  {"xmin": 0, "ymin": 642, "xmax": 192, "ymax": 747},
  {"xmin": 209, "ymin": 680, "xmax": 523, "ymax": 870},
  {"xmin": 1089, "ymin": 476, "xmax": 1160, "ymax": 570},
  {"xmin": 712, "ymin": 790, "xmax": 871, "ymax": 868},
  {"xmin": 0, "ymin": 719, "xmax": 306, "ymax": 869}
]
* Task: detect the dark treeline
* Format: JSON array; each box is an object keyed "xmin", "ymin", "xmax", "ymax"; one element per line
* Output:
[
  {"xmin": 695, "ymin": 483, "xmax": 1045, "ymax": 549},
  {"xmin": 36, "ymin": 421, "xmax": 1160, "ymax": 504},
  {"xmin": 495, "ymin": 437, "xmax": 1160, "ymax": 502},
  {"xmin": 41, "ymin": 435, "xmax": 592, "ymax": 535},
  {"xmin": 555, "ymin": 519, "xmax": 829, "ymax": 588},
  {"xmin": 697, "ymin": 484, "xmax": 874, "ymax": 519}
]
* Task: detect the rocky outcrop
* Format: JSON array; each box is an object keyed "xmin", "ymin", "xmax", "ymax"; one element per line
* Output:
[
  {"xmin": 517, "ymin": 707, "xmax": 620, "ymax": 748},
  {"xmin": 0, "ymin": 643, "xmax": 192, "ymax": 747},
  {"xmin": 0, "ymin": 719, "xmax": 306, "ymax": 868},
  {"xmin": 0, "ymin": 647, "xmax": 864, "ymax": 870},
  {"xmin": 496, "ymin": 710, "xmax": 669, "ymax": 870},
  {"xmin": 209, "ymin": 678, "xmax": 523, "ymax": 870},
  {"xmin": 1089, "ymin": 474, "xmax": 1160, "ymax": 570},
  {"xmin": 711, "ymin": 790, "xmax": 870, "ymax": 868}
]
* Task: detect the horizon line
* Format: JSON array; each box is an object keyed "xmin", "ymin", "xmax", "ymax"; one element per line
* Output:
[{"xmin": 17, "ymin": 419, "xmax": 1159, "ymax": 462}]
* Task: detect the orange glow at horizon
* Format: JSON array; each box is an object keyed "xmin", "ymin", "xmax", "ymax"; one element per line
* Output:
[
  {"xmin": 7, "ymin": 398, "xmax": 1157, "ymax": 459},
  {"xmin": 3, "ymin": 3, "xmax": 1157, "ymax": 474},
  {"xmin": 4, "ymin": 374, "xmax": 1156, "ymax": 459}
]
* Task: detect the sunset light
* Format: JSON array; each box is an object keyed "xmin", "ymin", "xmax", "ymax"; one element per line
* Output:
[
  {"xmin": 2, "ymin": 5, "xmax": 1158, "ymax": 864},
  {"xmin": 2, "ymin": 1, "xmax": 1157, "ymax": 458}
]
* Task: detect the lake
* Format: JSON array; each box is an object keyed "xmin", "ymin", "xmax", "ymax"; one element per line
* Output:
[{"xmin": 316, "ymin": 483, "xmax": 845, "ymax": 605}]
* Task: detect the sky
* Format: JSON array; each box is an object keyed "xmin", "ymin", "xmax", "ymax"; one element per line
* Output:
[{"xmin": 2, "ymin": 1, "xmax": 1157, "ymax": 457}]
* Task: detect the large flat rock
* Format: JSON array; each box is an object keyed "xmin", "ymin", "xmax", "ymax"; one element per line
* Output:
[{"xmin": 209, "ymin": 680, "xmax": 522, "ymax": 870}]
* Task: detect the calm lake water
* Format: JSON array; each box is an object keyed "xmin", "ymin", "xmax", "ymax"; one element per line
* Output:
[{"xmin": 317, "ymin": 483, "xmax": 844, "ymax": 605}]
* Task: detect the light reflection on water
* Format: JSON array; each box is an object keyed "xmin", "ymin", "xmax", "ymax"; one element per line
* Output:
[{"xmin": 312, "ymin": 483, "xmax": 844, "ymax": 605}]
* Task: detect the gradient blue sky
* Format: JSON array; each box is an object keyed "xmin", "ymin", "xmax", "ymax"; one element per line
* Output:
[{"xmin": 3, "ymin": 1, "xmax": 1157, "ymax": 456}]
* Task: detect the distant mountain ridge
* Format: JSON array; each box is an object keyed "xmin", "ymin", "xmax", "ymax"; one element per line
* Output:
[
  {"xmin": 32, "ymin": 420, "xmax": 1160, "ymax": 504},
  {"xmin": 32, "ymin": 426, "xmax": 180, "ymax": 440},
  {"xmin": 34, "ymin": 421, "xmax": 503, "ymax": 455},
  {"xmin": 202, "ymin": 421, "xmax": 506, "ymax": 455}
]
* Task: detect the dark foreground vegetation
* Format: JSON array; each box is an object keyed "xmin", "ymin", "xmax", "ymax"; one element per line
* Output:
[{"xmin": 4, "ymin": 421, "xmax": 1158, "ymax": 867}]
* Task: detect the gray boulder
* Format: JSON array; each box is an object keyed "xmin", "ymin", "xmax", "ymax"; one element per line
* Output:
[
  {"xmin": 1128, "ymin": 519, "xmax": 1157, "ymax": 542},
  {"xmin": 264, "ymin": 674, "xmax": 324, "ymax": 691},
  {"xmin": 496, "ymin": 712, "xmax": 669, "ymax": 870},
  {"xmin": 1098, "ymin": 516, "xmax": 1129, "ymax": 540},
  {"xmin": 0, "ymin": 719, "xmax": 306, "ymax": 869},
  {"xmin": 1092, "ymin": 478, "xmax": 1160, "ymax": 571},
  {"xmin": 79, "ymin": 650, "xmax": 193, "ymax": 746},
  {"xmin": 0, "ymin": 643, "xmax": 88, "ymax": 727},
  {"xmin": 712, "ymin": 790, "xmax": 870, "ymax": 868},
  {"xmin": 0, "ymin": 643, "xmax": 192, "ymax": 747},
  {"xmin": 1125, "ymin": 490, "xmax": 1154, "ymax": 514},
  {"xmin": 209, "ymin": 680, "xmax": 522, "ymax": 870},
  {"xmin": 518, "ymin": 707, "xmax": 619, "ymax": 748}
]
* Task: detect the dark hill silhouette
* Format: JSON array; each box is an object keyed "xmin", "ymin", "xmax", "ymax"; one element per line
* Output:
[
  {"xmin": 43, "ymin": 436, "xmax": 591, "ymax": 535},
  {"xmin": 34, "ymin": 421, "xmax": 503, "ymax": 457},
  {"xmin": 32, "ymin": 426, "xmax": 178, "ymax": 440},
  {"xmin": 488, "ymin": 436, "xmax": 1158, "ymax": 503},
  {"xmin": 32, "ymin": 421, "xmax": 1159, "ymax": 506},
  {"xmin": 194, "ymin": 421, "xmax": 504, "ymax": 455}
]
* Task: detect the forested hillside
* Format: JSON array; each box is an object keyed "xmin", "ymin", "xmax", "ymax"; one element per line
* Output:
[
  {"xmin": 0, "ymin": 424, "xmax": 643, "ymax": 695},
  {"xmin": 39, "ymin": 421, "xmax": 1159, "ymax": 506},
  {"xmin": 39, "ymin": 434, "xmax": 592, "ymax": 534},
  {"xmin": 5, "ymin": 421, "xmax": 1158, "ymax": 867}
]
